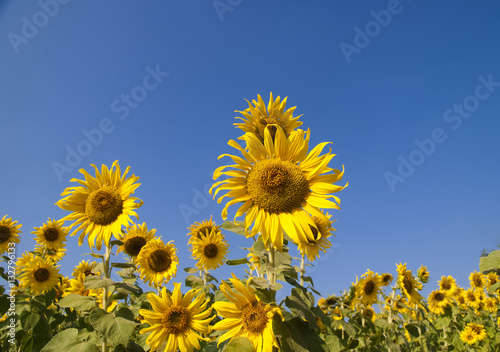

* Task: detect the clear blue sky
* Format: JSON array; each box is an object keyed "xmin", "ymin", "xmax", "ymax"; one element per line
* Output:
[{"xmin": 1, "ymin": 0, "xmax": 499, "ymax": 300}]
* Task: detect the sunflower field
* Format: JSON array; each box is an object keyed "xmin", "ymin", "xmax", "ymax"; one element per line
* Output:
[{"xmin": 1, "ymin": 94, "xmax": 499, "ymax": 352}]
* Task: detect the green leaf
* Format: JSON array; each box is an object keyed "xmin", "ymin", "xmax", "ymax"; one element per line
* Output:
[
  {"xmin": 20, "ymin": 309, "xmax": 41, "ymax": 331},
  {"xmin": 249, "ymin": 277, "xmax": 270, "ymax": 289},
  {"xmin": 273, "ymin": 315, "xmax": 328, "ymax": 352},
  {"xmin": 89, "ymin": 308, "xmax": 137, "ymax": 346},
  {"xmin": 220, "ymin": 220, "xmax": 246, "ymax": 236},
  {"xmin": 185, "ymin": 274, "xmax": 204, "ymax": 289},
  {"xmin": 252, "ymin": 239, "xmax": 266, "ymax": 253},
  {"xmin": 84, "ymin": 276, "xmax": 115, "ymax": 290},
  {"xmin": 479, "ymin": 249, "xmax": 500, "ymax": 273},
  {"xmin": 20, "ymin": 334, "xmax": 33, "ymax": 352},
  {"xmin": 111, "ymin": 262, "xmax": 136, "ymax": 269},
  {"xmin": 285, "ymin": 289, "xmax": 318, "ymax": 330},
  {"xmin": 114, "ymin": 282, "xmax": 142, "ymax": 295},
  {"xmin": 405, "ymin": 323, "xmax": 420, "ymax": 338},
  {"xmin": 58, "ymin": 294, "xmax": 96, "ymax": 310},
  {"xmin": 41, "ymin": 328, "xmax": 99, "ymax": 352},
  {"xmin": 489, "ymin": 281, "xmax": 500, "ymax": 294},
  {"xmin": 222, "ymin": 337, "xmax": 254, "ymax": 352},
  {"xmin": 325, "ymin": 334, "xmax": 342, "ymax": 352},
  {"xmin": 226, "ymin": 258, "xmax": 249, "ymax": 266},
  {"xmin": 184, "ymin": 267, "xmax": 198, "ymax": 274},
  {"xmin": 83, "ymin": 252, "xmax": 104, "ymax": 259}
]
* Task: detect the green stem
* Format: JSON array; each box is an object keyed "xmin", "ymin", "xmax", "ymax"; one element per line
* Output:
[
  {"xmin": 101, "ymin": 244, "xmax": 111, "ymax": 352},
  {"xmin": 300, "ymin": 255, "xmax": 305, "ymax": 286},
  {"xmin": 267, "ymin": 243, "xmax": 276, "ymax": 285}
]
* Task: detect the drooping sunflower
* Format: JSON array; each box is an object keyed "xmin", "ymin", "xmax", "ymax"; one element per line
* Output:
[
  {"xmin": 460, "ymin": 328, "xmax": 477, "ymax": 345},
  {"xmin": 439, "ymin": 275, "xmax": 459, "ymax": 296},
  {"xmin": 469, "ymin": 271, "xmax": 486, "ymax": 290},
  {"xmin": 32, "ymin": 218, "xmax": 68, "ymax": 250},
  {"xmin": 0, "ymin": 215, "xmax": 22, "ymax": 255},
  {"xmin": 213, "ymin": 275, "xmax": 282, "ymax": 352},
  {"xmin": 297, "ymin": 212, "xmax": 335, "ymax": 261},
  {"xmin": 72, "ymin": 260, "xmax": 99, "ymax": 278},
  {"xmin": 234, "ymin": 93, "xmax": 303, "ymax": 143},
  {"xmin": 56, "ymin": 160, "xmax": 143, "ymax": 250},
  {"xmin": 417, "ymin": 265, "xmax": 429, "ymax": 284},
  {"xmin": 361, "ymin": 307, "xmax": 376, "ymax": 322},
  {"xmin": 396, "ymin": 263, "xmax": 422, "ymax": 306},
  {"xmin": 380, "ymin": 273, "xmax": 394, "ymax": 287},
  {"xmin": 191, "ymin": 229, "xmax": 229, "ymax": 271},
  {"xmin": 427, "ymin": 289, "xmax": 452, "ymax": 315},
  {"xmin": 355, "ymin": 270, "xmax": 382, "ymax": 306},
  {"xmin": 139, "ymin": 283, "xmax": 213, "ymax": 352},
  {"xmin": 20, "ymin": 257, "xmax": 60, "ymax": 295},
  {"xmin": 210, "ymin": 126, "xmax": 347, "ymax": 251},
  {"xmin": 137, "ymin": 239, "xmax": 179, "ymax": 287},
  {"xmin": 117, "ymin": 222, "xmax": 156, "ymax": 260},
  {"xmin": 187, "ymin": 216, "xmax": 221, "ymax": 245}
]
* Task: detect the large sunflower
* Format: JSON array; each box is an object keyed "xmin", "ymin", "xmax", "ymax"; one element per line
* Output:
[
  {"xmin": 427, "ymin": 289, "xmax": 451, "ymax": 315},
  {"xmin": 396, "ymin": 263, "xmax": 422, "ymax": 306},
  {"xmin": 117, "ymin": 222, "xmax": 156, "ymax": 260},
  {"xmin": 191, "ymin": 229, "xmax": 229, "ymax": 271},
  {"xmin": 355, "ymin": 270, "xmax": 382, "ymax": 306},
  {"xmin": 187, "ymin": 216, "xmax": 221, "ymax": 245},
  {"xmin": 20, "ymin": 257, "xmax": 60, "ymax": 295},
  {"xmin": 137, "ymin": 239, "xmax": 179, "ymax": 287},
  {"xmin": 139, "ymin": 283, "xmax": 213, "ymax": 352},
  {"xmin": 297, "ymin": 212, "xmax": 335, "ymax": 261},
  {"xmin": 213, "ymin": 275, "xmax": 281, "ymax": 352},
  {"xmin": 210, "ymin": 126, "xmax": 346, "ymax": 251},
  {"xmin": 234, "ymin": 93, "xmax": 303, "ymax": 142},
  {"xmin": 32, "ymin": 218, "xmax": 68, "ymax": 250},
  {"xmin": 0, "ymin": 215, "xmax": 22, "ymax": 255},
  {"xmin": 56, "ymin": 160, "xmax": 143, "ymax": 250}
]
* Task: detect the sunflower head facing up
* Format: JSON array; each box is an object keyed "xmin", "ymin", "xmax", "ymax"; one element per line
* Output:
[
  {"xmin": 56, "ymin": 160, "xmax": 143, "ymax": 250},
  {"xmin": 20, "ymin": 257, "xmax": 61, "ymax": 295},
  {"xmin": 213, "ymin": 275, "xmax": 282, "ymax": 352},
  {"xmin": 396, "ymin": 263, "xmax": 423, "ymax": 306},
  {"xmin": 32, "ymin": 218, "xmax": 68, "ymax": 251},
  {"xmin": 438, "ymin": 275, "xmax": 459, "ymax": 296},
  {"xmin": 211, "ymin": 126, "xmax": 346, "ymax": 252},
  {"xmin": 234, "ymin": 93, "xmax": 303, "ymax": 143},
  {"xmin": 137, "ymin": 239, "xmax": 179, "ymax": 287},
  {"xmin": 117, "ymin": 222, "xmax": 156, "ymax": 260},
  {"xmin": 191, "ymin": 229, "xmax": 229, "ymax": 271},
  {"xmin": 0, "ymin": 215, "xmax": 22, "ymax": 255},
  {"xmin": 139, "ymin": 283, "xmax": 213, "ymax": 352},
  {"xmin": 187, "ymin": 216, "xmax": 221, "ymax": 245},
  {"xmin": 297, "ymin": 213, "xmax": 335, "ymax": 262}
]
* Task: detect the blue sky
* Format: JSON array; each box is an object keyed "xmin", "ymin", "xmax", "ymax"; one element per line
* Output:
[{"xmin": 1, "ymin": 0, "xmax": 499, "ymax": 300}]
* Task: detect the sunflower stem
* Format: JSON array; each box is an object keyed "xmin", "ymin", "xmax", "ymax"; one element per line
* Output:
[
  {"xmin": 300, "ymin": 255, "xmax": 305, "ymax": 286},
  {"xmin": 101, "ymin": 244, "xmax": 111, "ymax": 352},
  {"xmin": 267, "ymin": 243, "xmax": 276, "ymax": 285}
]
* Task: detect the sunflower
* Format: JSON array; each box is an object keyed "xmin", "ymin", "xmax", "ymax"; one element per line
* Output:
[
  {"xmin": 210, "ymin": 126, "xmax": 346, "ymax": 251},
  {"xmin": 428, "ymin": 289, "xmax": 452, "ymax": 315},
  {"xmin": 297, "ymin": 212, "xmax": 335, "ymax": 261},
  {"xmin": 94, "ymin": 288, "xmax": 117, "ymax": 312},
  {"xmin": 484, "ymin": 296, "xmax": 498, "ymax": 313},
  {"xmin": 486, "ymin": 272, "xmax": 499, "ymax": 288},
  {"xmin": 34, "ymin": 244, "xmax": 66, "ymax": 262},
  {"xmin": 454, "ymin": 288, "xmax": 467, "ymax": 308},
  {"xmin": 332, "ymin": 306, "xmax": 343, "ymax": 321},
  {"xmin": 469, "ymin": 271, "xmax": 486, "ymax": 290},
  {"xmin": 187, "ymin": 216, "xmax": 221, "ymax": 245},
  {"xmin": 64, "ymin": 274, "xmax": 90, "ymax": 297},
  {"xmin": 247, "ymin": 252, "xmax": 261, "ymax": 271},
  {"xmin": 396, "ymin": 263, "xmax": 422, "ymax": 306},
  {"xmin": 191, "ymin": 229, "xmax": 229, "ymax": 271},
  {"xmin": 213, "ymin": 275, "xmax": 282, "ymax": 352},
  {"xmin": 16, "ymin": 251, "xmax": 37, "ymax": 275},
  {"xmin": 137, "ymin": 239, "xmax": 179, "ymax": 287},
  {"xmin": 139, "ymin": 283, "xmax": 213, "ymax": 352},
  {"xmin": 117, "ymin": 222, "xmax": 156, "ymax": 260},
  {"xmin": 20, "ymin": 257, "xmax": 60, "ymax": 295},
  {"xmin": 467, "ymin": 323, "xmax": 487, "ymax": 341},
  {"xmin": 460, "ymin": 328, "xmax": 477, "ymax": 345},
  {"xmin": 32, "ymin": 218, "xmax": 68, "ymax": 250},
  {"xmin": 54, "ymin": 276, "xmax": 71, "ymax": 301},
  {"xmin": 381, "ymin": 273, "xmax": 393, "ymax": 287},
  {"xmin": 417, "ymin": 265, "xmax": 429, "ymax": 284},
  {"xmin": 464, "ymin": 288, "xmax": 482, "ymax": 309},
  {"xmin": 0, "ymin": 215, "xmax": 22, "ymax": 255},
  {"xmin": 355, "ymin": 270, "xmax": 382, "ymax": 306},
  {"xmin": 234, "ymin": 93, "xmax": 303, "ymax": 143},
  {"xmin": 56, "ymin": 160, "xmax": 143, "ymax": 250},
  {"xmin": 438, "ymin": 275, "xmax": 459, "ymax": 296},
  {"xmin": 361, "ymin": 307, "xmax": 376, "ymax": 322},
  {"xmin": 72, "ymin": 260, "xmax": 99, "ymax": 278}
]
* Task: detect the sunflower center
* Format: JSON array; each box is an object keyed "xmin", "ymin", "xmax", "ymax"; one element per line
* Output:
[
  {"xmin": 34, "ymin": 268, "xmax": 50, "ymax": 282},
  {"xmin": 196, "ymin": 226, "xmax": 213, "ymax": 239},
  {"xmin": 474, "ymin": 277, "xmax": 482, "ymax": 287},
  {"xmin": 247, "ymin": 159, "xmax": 309, "ymax": 214},
  {"xmin": 403, "ymin": 276, "xmax": 413, "ymax": 294},
  {"xmin": 256, "ymin": 118, "xmax": 280, "ymax": 142},
  {"xmin": 148, "ymin": 249, "xmax": 172, "ymax": 273},
  {"xmin": 85, "ymin": 187, "xmax": 124, "ymax": 226},
  {"xmin": 84, "ymin": 269, "xmax": 94, "ymax": 276},
  {"xmin": 242, "ymin": 301, "xmax": 268, "ymax": 334},
  {"xmin": 163, "ymin": 306, "xmax": 191, "ymax": 334},
  {"xmin": 442, "ymin": 282, "xmax": 451, "ymax": 290},
  {"xmin": 203, "ymin": 243, "xmax": 218, "ymax": 258},
  {"xmin": 0, "ymin": 226, "xmax": 10, "ymax": 244},
  {"xmin": 44, "ymin": 228, "xmax": 59, "ymax": 242},
  {"xmin": 364, "ymin": 280, "xmax": 375, "ymax": 295},
  {"xmin": 124, "ymin": 236, "xmax": 147, "ymax": 257},
  {"xmin": 307, "ymin": 225, "xmax": 320, "ymax": 244},
  {"xmin": 433, "ymin": 292, "xmax": 445, "ymax": 302}
]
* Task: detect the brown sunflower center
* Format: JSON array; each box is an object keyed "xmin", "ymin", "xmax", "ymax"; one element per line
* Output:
[
  {"xmin": 247, "ymin": 159, "xmax": 309, "ymax": 214},
  {"xmin": 362, "ymin": 308, "xmax": 374, "ymax": 319},
  {"xmin": 196, "ymin": 226, "xmax": 213, "ymax": 239},
  {"xmin": 203, "ymin": 243, "xmax": 218, "ymax": 258},
  {"xmin": 85, "ymin": 187, "xmax": 124, "ymax": 226},
  {"xmin": 364, "ymin": 280, "xmax": 375, "ymax": 295},
  {"xmin": 242, "ymin": 301, "xmax": 268, "ymax": 334},
  {"xmin": 163, "ymin": 306, "xmax": 191, "ymax": 334},
  {"xmin": 442, "ymin": 281, "xmax": 451, "ymax": 290},
  {"xmin": 34, "ymin": 268, "xmax": 50, "ymax": 282},
  {"xmin": 382, "ymin": 275, "xmax": 392, "ymax": 285},
  {"xmin": 433, "ymin": 292, "xmax": 445, "ymax": 302},
  {"xmin": 124, "ymin": 236, "xmax": 147, "ymax": 257},
  {"xmin": 467, "ymin": 293, "xmax": 476, "ymax": 302},
  {"xmin": 0, "ymin": 226, "xmax": 10, "ymax": 244},
  {"xmin": 84, "ymin": 269, "xmax": 94, "ymax": 276},
  {"xmin": 403, "ymin": 276, "xmax": 413, "ymax": 294},
  {"xmin": 307, "ymin": 225, "xmax": 320, "ymax": 244},
  {"xmin": 148, "ymin": 249, "xmax": 172, "ymax": 273},
  {"xmin": 44, "ymin": 228, "xmax": 59, "ymax": 242},
  {"xmin": 474, "ymin": 277, "xmax": 482, "ymax": 287}
]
